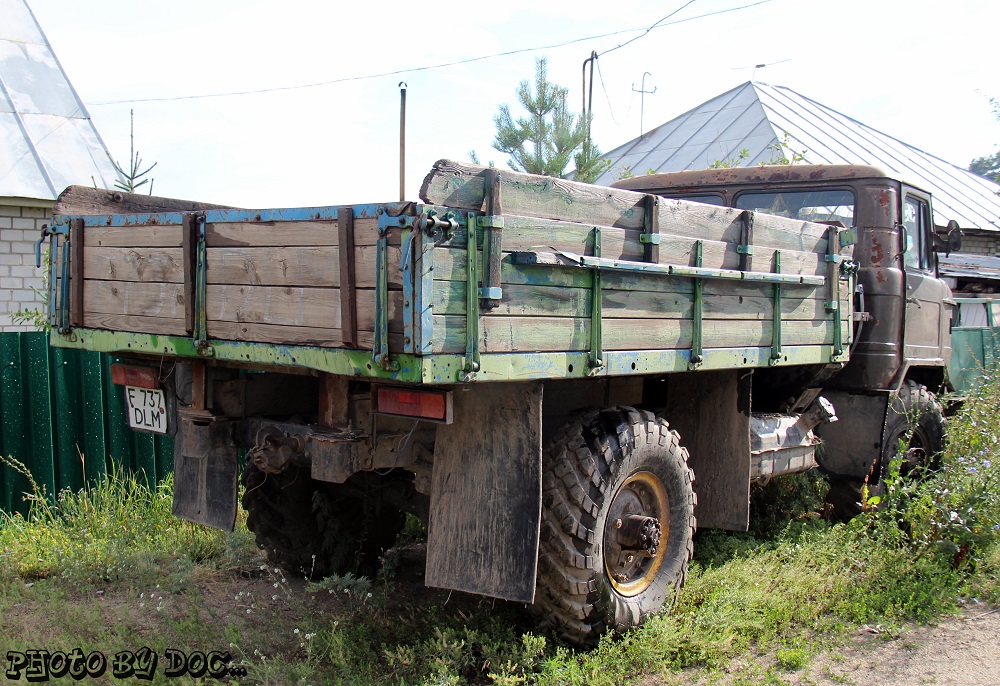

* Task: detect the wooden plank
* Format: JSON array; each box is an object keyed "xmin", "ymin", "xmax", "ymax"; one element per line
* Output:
[
  {"xmin": 84, "ymin": 280, "xmax": 187, "ymax": 319},
  {"xmin": 54, "ymin": 185, "xmax": 234, "ymax": 216},
  {"xmin": 429, "ymin": 281, "xmax": 833, "ymax": 322},
  {"xmin": 207, "ymin": 320, "xmax": 387, "ymax": 350},
  {"xmin": 419, "ymin": 160, "xmax": 829, "ymax": 252},
  {"xmin": 206, "ymin": 221, "xmax": 338, "ymax": 247},
  {"xmin": 356, "ymin": 289, "xmax": 404, "ymax": 332},
  {"xmin": 83, "ymin": 247, "xmax": 185, "ymax": 283},
  {"xmin": 434, "ymin": 217, "xmax": 824, "ymax": 276},
  {"xmin": 83, "ymin": 224, "xmax": 184, "ymax": 248},
  {"xmin": 204, "ymin": 217, "xmax": 385, "ymax": 248},
  {"xmin": 206, "ymin": 246, "xmax": 338, "ymax": 286},
  {"xmin": 338, "ymin": 207, "xmax": 358, "ymax": 347},
  {"xmin": 428, "ymin": 315, "xmax": 838, "ymax": 354},
  {"xmin": 202, "ymin": 244, "xmax": 401, "ymax": 289},
  {"xmin": 82, "ymin": 312, "xmax": 188, "ymax": 336},
  {"xmin": 432, "ymin": 247, "xmax": 824, "ymax": 298},
  {"xmin": 658, "ymin": 199, "xmax": 828, "ymax": 255},
  {"xmin": 205, "ymin": 285, "xmax": 341, "ymax": 329},
  {"xmin": 421, "ymin": 159, "xmax": 647, "ymax": 229}
]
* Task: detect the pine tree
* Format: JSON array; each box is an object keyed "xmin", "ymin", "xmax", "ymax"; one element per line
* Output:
[{"xmin": 492, "ymin": 58, "xmax": 607, "ymax": 182}]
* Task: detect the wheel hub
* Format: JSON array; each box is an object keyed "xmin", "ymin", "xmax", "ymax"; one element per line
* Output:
[{"xmin": 603, "ymin": 471, "xmax": 669, "ymax": 597}]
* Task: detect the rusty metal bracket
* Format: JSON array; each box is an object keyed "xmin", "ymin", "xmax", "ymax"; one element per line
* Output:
[
  {"xmin": 373, "ymin": 208, "xmax": 407, "ymax": 372},
  {"xmin": 69, "ymin": 218, "xmax": 84, "ymax": 328},
  {"xmin": 690, "ymin": 240, "xmax": 705, "ymax": 369},
  {"xmin": 642, "ymin": 194, "xmax": 660, "ymax": 263},
  {"xmin": 770, "ymin": 250, "xmax": 783, "ymax": 365},
  {"xmin": 825, "ymin": 226, "xmax": 844, "ymax": 359},
  {"xmin": 192, "ymin": 213, "xmax": 212, "ymax": 356},
  {"xmin": 479, "ymin": 168, "xmax": 504, "ymax": 309},
  {"xmin": 738, "ymin": 209, "xmax": 754, "ymax": 272}
]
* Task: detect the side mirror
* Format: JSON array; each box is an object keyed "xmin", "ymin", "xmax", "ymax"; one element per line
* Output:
[{"xmin": 933, "ymin": 219, "xmax": 962, "ymax": 255}]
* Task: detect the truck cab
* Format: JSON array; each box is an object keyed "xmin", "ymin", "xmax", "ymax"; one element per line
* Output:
[
  {"xmin": 614, "ymin": 164, "xmax": 956, "ymax": 394},
  {"xmin": 615, "ymin": 165, "xmax": 957, "ymax": 500}
]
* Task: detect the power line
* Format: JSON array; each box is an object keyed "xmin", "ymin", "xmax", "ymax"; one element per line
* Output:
[
  {"xmin": 88, "ymin": 0, "xmax": 776, "ymax": 107},
  {"xmin": 595, "ymin": 58, "xmax": 623, "ymax": 125},
  {"xmin": 598, "ymin": 0, "xmax": 698, "ymax": 58}
]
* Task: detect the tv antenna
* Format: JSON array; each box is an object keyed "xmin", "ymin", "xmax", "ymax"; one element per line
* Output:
[{"xmin": 632, "ymin": 72, "xmax": 656, "ymax": 137}]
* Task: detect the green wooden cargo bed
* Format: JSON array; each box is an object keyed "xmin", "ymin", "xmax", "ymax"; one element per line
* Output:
[{"xmin": 46, "ymin": 161, "xmax": 856, "ymax": 383}]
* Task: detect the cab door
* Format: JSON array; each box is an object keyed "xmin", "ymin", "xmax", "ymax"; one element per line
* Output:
[{"xmin": 900, "ymin": 189, "xmax": 950, "ymax": 365}]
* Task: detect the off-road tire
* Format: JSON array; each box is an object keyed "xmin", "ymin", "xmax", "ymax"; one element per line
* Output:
[
  {"xmin": 881, "ymin": 380, "xmax": 946, "ymax": 469},
  {"xmin": 827, "ymin": 380, "xmax": 946, "ymax": 519},
  {"xmin": 242, "ymin": 463, "xmax": 405, "ymax": 578},
  {"xmin": 532, "ymin": 407, "xmax": 697, "ymax": 646}
]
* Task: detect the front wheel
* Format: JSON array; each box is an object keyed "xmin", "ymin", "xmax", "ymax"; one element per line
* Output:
[
  {"xmin": 532, "ymin": 407, "xmax": 697, "ymax": 646},
  {"xmin": 827, "ymin": 380, "xmax": 946, "ymax": 519}
]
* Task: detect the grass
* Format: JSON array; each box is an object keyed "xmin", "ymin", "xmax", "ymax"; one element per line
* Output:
[{"xmin": 1, "ymin": 369, "xmax": 998, "ymax": 684}]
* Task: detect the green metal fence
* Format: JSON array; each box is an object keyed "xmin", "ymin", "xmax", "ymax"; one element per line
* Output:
[{"xmin": 0, "ymin": 331, "xmax": 173, "ymax": 516}]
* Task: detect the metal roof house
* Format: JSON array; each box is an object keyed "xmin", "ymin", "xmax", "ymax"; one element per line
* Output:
[
  {"xmin": 595, "ymin": 82, "xmax": 1000, "ymax": 245},
  {"xmin": 1, "ymin": 0, "xmax": 117, "ymax": 330},
  {"xmin": 1, "ymin": 0, "xmax": 116, "ymax": 201}
]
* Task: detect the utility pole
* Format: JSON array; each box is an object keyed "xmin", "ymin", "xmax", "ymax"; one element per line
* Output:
[
  {"xmin": 399, "ymin": 82, "xmax": 407, "ymax": 201},
  {"xmin": 581, "ymin": 51, "xmax": 597, "ymax": 147},
  {"xmin": 631, "ymin": 72, "xmax": 656, "ymax": 138}
]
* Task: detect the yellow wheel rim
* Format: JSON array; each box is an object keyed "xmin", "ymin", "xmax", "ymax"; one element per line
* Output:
[{"xmin": 603, "ymin": 471, "xmax": 669, "ymax": 597}]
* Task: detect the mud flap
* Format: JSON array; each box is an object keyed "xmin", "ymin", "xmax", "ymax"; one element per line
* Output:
[
  {"xmin": 814, "ymin": 390, "xmax": 889, "ymax": 481},
  {"xmin": 172, "ymin": 417, "xmax": 239, "ymax": 531},
  {"xmin": 425, "ymin": 382, "xmax": 543, "ymax": 603},
  {"xmin": 664, "ymin": 369, "xmax": 752, "ymax": 531}
]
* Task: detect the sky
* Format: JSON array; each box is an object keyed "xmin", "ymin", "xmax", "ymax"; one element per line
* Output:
[{"xmin": 26, "ymin": 0, "xmax": 1000, "ymax": 209}]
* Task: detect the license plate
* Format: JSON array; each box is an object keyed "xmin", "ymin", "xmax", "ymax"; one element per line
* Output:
[{"xmin": 125, "ymin": 386, "xmax": 168, "ymax": 434}]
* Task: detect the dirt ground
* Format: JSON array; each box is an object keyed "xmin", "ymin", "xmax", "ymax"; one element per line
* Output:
[{"xmin": 793, "ymin": 605, "xmax": 1000, "ymax": 686}]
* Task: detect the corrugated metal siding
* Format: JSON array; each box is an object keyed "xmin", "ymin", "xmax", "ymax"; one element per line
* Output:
[{"xmin": 0, "ymin": 331, "xmax": 173, "ymax": 516}]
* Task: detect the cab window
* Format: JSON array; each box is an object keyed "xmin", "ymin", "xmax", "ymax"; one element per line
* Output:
[
  {"xmin": 671, "ymin": 193, "xmax": 726, "ymax": 206},
  {"xmin": 902, "ymin": 196, "xmax": 931, "ymax": 270},
  {"xmin": 734, "ymin": 189, "xmax": 855, "ymax": 225}
]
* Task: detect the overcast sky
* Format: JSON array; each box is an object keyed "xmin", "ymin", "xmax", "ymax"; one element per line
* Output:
[{"xmin": 27, "ymin": 0, "xmax": 1000, "ymax": 209}]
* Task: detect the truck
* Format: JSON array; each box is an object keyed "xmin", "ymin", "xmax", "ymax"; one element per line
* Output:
[{"xmin": 42, "ymin": 160, "xmax": 954, "ymax": 646}]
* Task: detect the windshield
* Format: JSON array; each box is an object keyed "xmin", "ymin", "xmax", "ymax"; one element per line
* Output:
[{"xmin": 734, "ymin": 189, "xmax": 856, "ymax": 225}]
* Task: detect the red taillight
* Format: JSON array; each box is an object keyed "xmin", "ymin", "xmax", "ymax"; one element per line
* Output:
[
  {"xmin": 373, "ymin": 386, "xmax": 452, "ymax": 423},
  {"xmin": 110, "ymin": 364, "xmax": 159, "ymax": 389}
]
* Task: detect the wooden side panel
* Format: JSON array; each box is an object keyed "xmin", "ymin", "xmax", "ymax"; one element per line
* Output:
[
  {"xmin": 420, "ymin": 160, "xmax": 830, "ymax": 254},
  {"xmin": 199, "ymin": 218, "xmax": 402, "ymax": 348},
  {"xmin": 427, "ymin": 316, "xmax": 843, "ymax": 355},
  {"xmin": 436, "ymin": 217, "xmax": 824, "ymax": 276}
]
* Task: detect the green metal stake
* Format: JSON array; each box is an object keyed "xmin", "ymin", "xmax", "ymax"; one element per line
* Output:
[
  {"xmin": 690, "ymin": 240, "xmax": 704, "ymax": 369},
  {"xmin": 589, "ymin": 226, "xmax": 604, "ymax": 373},
  {"xmin": 770, "ymin": 250, "xmax": 783, "ymax": 364},
  {"xmin": 463, "ymin": 212, "xmax": 481, "ymax": 380}
]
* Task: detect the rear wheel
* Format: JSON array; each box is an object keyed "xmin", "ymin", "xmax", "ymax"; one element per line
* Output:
[
  {"xmin": 242, "ymin": 463, "xmax": 406, "ymax": 578},
  {"xmin": 532, "ymin": 407, "xmax": 697, "ymax": 646}
]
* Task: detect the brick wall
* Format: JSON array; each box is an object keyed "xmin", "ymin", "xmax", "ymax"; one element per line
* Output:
[
  {"xmin": 0, "ymin": 203, "xmax": 53, "ymax": 332},
  {"xmin": 960, "ymin": 232, "xmax": 1000, "ymax": 256}
]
